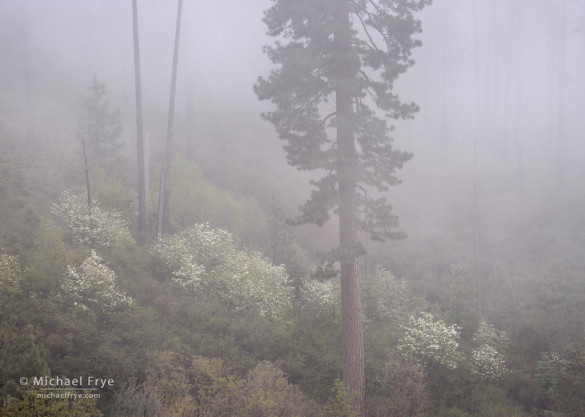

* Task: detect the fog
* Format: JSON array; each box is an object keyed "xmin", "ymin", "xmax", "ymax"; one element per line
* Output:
[
  {"xmin": 3, "ymin": 1, "xmax": 585, "ymax": 414},
  {"xmin": 2, "ymin": 0, "xmax": 585, "ymax": 297}
]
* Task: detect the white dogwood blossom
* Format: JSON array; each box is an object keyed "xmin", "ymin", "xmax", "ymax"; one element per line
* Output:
[
  {"xmin": 0, "ymin": 253, "xmax": 24, "ymax": 296},
  {"xmin": 470, "ymin": 344, "xmax": 507, "ymax": 382},
  {"xmin": 61, "ymin": 250, "xmax": 132, "ymax": 313},
  {"xmin": 298, "ymin": 278, "xmax": 339, "ymax": 318},
  {"xmin": 399, "ymin": 312, "xmax": 462, "ymax": 370},
  {"xmin": 470, "ymin": 320, "xmax": 509, "ymax": 382},
  {"xmin": 154, "ymin": 223, "xmax": 291, "ymax": 320},
  {"xmin": 366, "ymin": 267, "xmax": 412, "ymax": 322},
  {"xmin": 52, "ymin": 190, "xmax": 134, "ymax": 249}
]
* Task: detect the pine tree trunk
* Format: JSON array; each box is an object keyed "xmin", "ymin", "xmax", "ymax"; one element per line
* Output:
[
  {"xmin": 132, "ymin": 0, "xmax": 146, "ymax": 241},
  {"xmin": 82, "ymin": 138, "xmax": 92, "ymax": 213},
  {"xmin": 335, "ymin": 2, "xmax": 365, "ymax": 415},
  {"xmin": 160, "ymin": 0, "xmax": 183, "ymax": 237}
]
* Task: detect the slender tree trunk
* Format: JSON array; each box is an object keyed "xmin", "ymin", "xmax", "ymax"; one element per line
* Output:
[
  {"xmin": 82, "ymin": 138, "xmax": 92, "ymax": 213},
  {"xmin": 157, "ymin": 166, "xmax": 165, "ymax": 238},
  {"xmin": 439, "ymin": 5, "xmax": 449, "ymax": 149},
  {"xmin": 556, "ymin": 0, "xmax": 567, "ymax": 191},
  {"xmin": 335, "ymin": 3, "xmax": 365, "ymax": 416},
  {"xmin": 472, "ymin": 0, "xmax": 481, "ymax": 315},
  {"xmin": 132, "ymin": 0, "xmax": 146, "ymax": 241},
  {"xmin": 159, "ymin": 0, "xmax": 183, "ymax": 237},
  {"xmin": 22, "ymin": 0, "xmax": 35, "ymax": 145},
  {"xmin": 512, "ymin": 1, "xmax": 523, "ymax": 191}
]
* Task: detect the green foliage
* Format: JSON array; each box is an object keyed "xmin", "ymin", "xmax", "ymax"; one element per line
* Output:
[
  {"xmin": 0, "ymin": 144, "xmax": 42, "ymax": 252},
  {"xmin": 324, "ymin": 379, "xmax": 359, "ymax": 417},
  {"xmin": 255, "ymin": 0, "xmax": 430, "ymax": 242},
  {"xmin": 556, "ymin": 341, "xmax": 585, "ymax": 416},
  {"xmin": 266, "ymin": 200, "xmax": 312, "ymax": 284},
  {"xmin": 0, "ymin": 320, "xmax": 48, "ymax": 397},
  {"xmin": 109, "ymin": 378, "xmax": 163, "ymax": 417},
  {"xmin": 370, "ymin": 350, "xmax": 426, "ymax": 417},
  {"xmin": 200, "ymin": 361, "xmax": 311, "ymax": 417},
  {"xmin": 535, "ymin": 352, "xmax": 567, "ymax": 404},
  {"xmin": 131, "ymin": 353, "xmax": 313, "ymax": 417},
  {"xmin": 0, "ymin": 385, "xmax": 102, "ymax": 417},
  {"xmin": 442, "ymin": 384, "xmax": 531, "ymax": 417},
  {"xmin": 24, "ymin": 222, "xmax": 83, "ymax": 296},
  {"xmin": 152, "ymin": 157, "xmax": 266, "ymax": 244},
  {"xmin": 90, "ymin": 167, "xmax": 132, "ymax": 217},
  {"xmin": 76, "ymin": 75, "xmax": 123, "ymax": 171}
]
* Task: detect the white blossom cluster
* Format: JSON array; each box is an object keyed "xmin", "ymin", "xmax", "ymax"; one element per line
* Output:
[
  {"xmin": 539, "ymin": 351, "xmax": 569, "ymax": 373},
  {"xmin": 366, "ymin": 267, "xmax": 411, "ymax": 321},
  {"xmin": 154, "ymin": 223, "xmax": 292, "ymax": 320},
  {"xmin": 470, "ymin": 344, "xmax": 507, "ymax": 382},
  {"xmin": 0, "ymin": 253, "xmax": 24, "ymax": 295},
  {"xmin": 60, "ymin": 250, "xmax": 133, "ymax": 313},
  {"xmin": 399, "ymin": 312, "xmax": 462, "ymax": 370},
  {"xmin": 470, "ymin": 320, "xmax": 509, "ymax": 382},
  {"xmin": 298, "ymin": 278, "xmax": 339, "ymax": 318},
  {"xmin": 51, "ymin": 190, "xmax": 134, "ymax": 249}
]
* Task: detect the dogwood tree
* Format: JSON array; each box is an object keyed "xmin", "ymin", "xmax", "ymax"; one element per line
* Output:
[
  {"xmin": 154, "ymin": 223, "xmax": 291, "ymax": 320},
  {"xmin": 60, "ymin": 250, "xmax": 132, "ymax": 314},
  {"xmin": 0, "ymin": 253, "xmax": 24, "ymax": 297},
  {"xmin": 52, "ymin": 190, "xmax": 134, "ymax": 249},
  {"xmin": 470, "ymin": 320, "xmax": 508, "ymax": 382},
  {"xmin": 399, "ymin": 312, "xmax": 461, "ymax": 370}
]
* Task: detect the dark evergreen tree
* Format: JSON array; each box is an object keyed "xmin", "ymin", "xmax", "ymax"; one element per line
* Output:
[
  {"xmin": 77, "ymin": 75, "xmax": 123, "ymax": 212},
  {"xmin": 77, "ymin": 75, "xmax": 123, "ymax": 170},
  {"xmin": 255, "ymin": 1, "xmax": 431, "ymax": 414}
]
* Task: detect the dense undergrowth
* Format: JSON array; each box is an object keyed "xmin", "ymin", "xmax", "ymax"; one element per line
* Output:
[{"xmin": 1, "ymin": 133, "xmax": 585, "ymax": 417}]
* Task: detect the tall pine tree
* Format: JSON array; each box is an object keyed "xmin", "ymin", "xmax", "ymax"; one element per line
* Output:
[{"xmin": 255, "ymin": 1, "xmax": 430, "ymax": 414}]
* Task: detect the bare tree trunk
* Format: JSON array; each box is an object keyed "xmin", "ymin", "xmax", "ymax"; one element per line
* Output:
[
  {"xmin": 132, "ymin": 0, "xmax": 146, "ymax": 241},
  {"xmin": 556, "ymin": 0, "xmax": 568, "ymax": 191},
  {"xmin": 335, "ymin": 3, "xmax": 365, "ymax": 415},
  {"xmin": 473, "ymin": 0, "xmax": 481, "ymax": 316},
  {"xmin": 22, "ymin": 0, "xmax": 35, "ymax": 145},
  {"xmin": 439, "ymin": 5, "xmax": 449, "ymax": 149},
  {"xmin": 157, "ymin": 166, "xmax": 165, "ymax": 238},
  {"xmin": 82, "ymin": 138, "xmax": 92, "ymax": 213},
  {"xmin": 159, "ymin": 0, "xmax": 183, "ymax": 237},
  {"xmin": 512, "ymin": 1, "xmax": 524, "ymax": 191}
]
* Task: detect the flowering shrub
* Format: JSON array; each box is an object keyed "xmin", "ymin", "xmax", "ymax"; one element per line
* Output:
[
  {"xmin": 0, "ymin": 253, "xmax": 24, "ymax": 296},
  {"xmin": 470, "ymin": 320, "xmax": 508, "ymax": 382},
  {"xmin": 470, "ymin": 344, "xmax": 507, "ymax": 382},
  {"xmin": 217, "ymin": 250, "xmax": 291, "ymax": 318},
  {"xmin": 399, "ymin": 312, "xmax": 462, "ymax": 370},
  {"xmin": 60, "ymin": 250, "xmax": 132, "ymax": 313},
  {"xmin": 298, "ymin": 278, "xmax": 339, "ymax": 318},
  {"xmin": 365, "ymin": 267, "xmax": 413, "ymax": 322},
  {"xmin": 154, "ymin": 223, "xmax": 291, "ymax": 320},
  {"xmin": 51, "ymin": 190, "xmax": 134, "ymax": 249},
  {"xmin": 535, "ymin": 351, "xmax": 569, "ymax": 401}
]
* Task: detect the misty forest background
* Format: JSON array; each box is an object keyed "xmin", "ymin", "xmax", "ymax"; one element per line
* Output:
[{"xmin": 1, "ymin": 0, "xmax": 585, "ymax": 416}]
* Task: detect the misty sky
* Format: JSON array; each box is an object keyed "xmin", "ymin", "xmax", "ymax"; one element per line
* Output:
[{"xmin": 1, "ymin": 0, "xmax": 584, "ymax": 243}]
